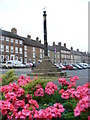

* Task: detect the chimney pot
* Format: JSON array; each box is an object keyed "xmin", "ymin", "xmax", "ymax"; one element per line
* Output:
[
  {"xmin": 39, "ymin": 40, "xmax": 41, "ymax": 43},
  {"xmin": 53, "ymin": 42, "xmax": 55, "ymax": 46},
  {"xmin": 36, "ymin": 37, "xmax": 39, "ymax": 41},
  {"xmin": 77, "ymin": 49, "xmax": 79, "ymax": 51},
  {"xmin": 58, "ymin": 42, "xmax": 61, "ymax": 46},
  {"xmin": 11, "ymin": 28, "xmax": 17, "ymax": 34},
  {"xmin": 64, "ymin": 43, "xmax": 66, "ymax": 47},
  {"xmin": 27, "ymin": 35, "xmax": 31, "ymax": 40}
]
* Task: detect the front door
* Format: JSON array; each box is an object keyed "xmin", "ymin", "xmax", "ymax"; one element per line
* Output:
[{"xmin": 10, "ymin": 55, "xmax": 15, "ymax": 61}]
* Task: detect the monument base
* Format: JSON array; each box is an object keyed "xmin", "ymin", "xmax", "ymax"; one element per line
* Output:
[{"xmin": 27, "ymin": 56, "xmax": 67, "ymax": 77}]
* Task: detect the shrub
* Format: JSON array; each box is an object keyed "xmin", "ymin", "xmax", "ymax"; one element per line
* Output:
[{"xmin": 1, "ymin": 69, "xmax": 18, "ymax": 86}]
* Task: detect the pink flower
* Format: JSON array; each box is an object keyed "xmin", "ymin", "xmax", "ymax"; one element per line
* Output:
[
  {"xmin": 29, "ymin": 99, "xmax": 39, "ymax": 109},
  {"xmin": 34, "ymin": 88, "xmax": 44, "ymax": 97},
  {"xmin": 19, "ymin": 75, "xmax": 25, "ymax": 80},
  {"xmin": 26, "ymin": 94, "xmax": 32, "ymax": 100},
  {"xmin": 59, "ymin": 89, "xmax": 65, "ymax": 94},
  {"xmin": 58, "ymin": 77, "xmax": 69, "ymax": 86},
  {"xmin": 45, "ymin": 82, "xmax": 57, "ymax": 95},
  {"xmin": 74, "ymin": 106, "xmax": 81, "ymax": 116},
  {"xmin": 61, "ymin": 92, "xmax": 69, "ymax": 99}
]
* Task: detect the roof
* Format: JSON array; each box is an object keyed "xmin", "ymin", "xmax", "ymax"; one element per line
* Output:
[
  {"xmin": 71, "ymin": 50, "xmax": 81, "ymax": 56},
  {"xmin": 23, "ymin": 37, "xmax": 44, "ymax": 49},
  {"xmin": 2, "ymin": 30, "xmax": 24, "ymax": 40}
]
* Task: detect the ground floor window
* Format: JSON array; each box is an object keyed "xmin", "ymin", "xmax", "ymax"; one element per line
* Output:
[
  {"xmin": 33, "ymin": 59, "xmax": 35, "ymax": 64},
  {"xmin": 10, "ymin": 55, "xmax": 15, "ymax": 60},
  {"xmin": 0, "ymin": 55, "xmax": 4, "ymax": 62},
  {"xmin": 6, "ymin": 55, "xmax": 9, "ymax": 61},
  {"xmin": 16, "ymin": 56, "xmax": 18, "ymax": 61},
  {"xmin": 19, "ymin": 57, "xmax": 22, "ymax": 63},
  {"xmin": 24, "ymin": 58, "xmax": 27, "ymax": 63}
]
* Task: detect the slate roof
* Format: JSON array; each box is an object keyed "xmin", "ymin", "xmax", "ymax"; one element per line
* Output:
[
  {"xmin": 23, "ymin": 37, "xmax": 44, "ymax": 49},
  {"xmin": 71, "ymin": 50, "xmax": 81, "ymax": 55},
  {"xmin": 2, "ymin": 30, "xmax": 24, "ymax": 40},
  {"xmin": 1, "ymin": 29, "xmax": 44, "ymax": 48}
]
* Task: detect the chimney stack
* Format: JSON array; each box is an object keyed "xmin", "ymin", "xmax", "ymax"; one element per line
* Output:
[
  {"xmin": 64, "ymin": 43, "xmax": 66, "ymax": 48},
  {"xmin": 27, "ymin": 35, "xmax": 31, "ymax": 40},
  {"xmin": 77, "ymin": 49, "xmax": 79, "ymax": 52},
  {"xmin": 36, "ymin": 37, "xmax": 39, "ymax": 41},
  {"xmin": 58, "ymin": 42, "xmax": 61, "ymax": 46},
  {"xmin": 11, "ymin": 28, "xmax": 17, "ymax": 34},
  {"xmin": 71, "ymin": 47, "xmax": 73, "ymax": 50},
  {"xmin": 53, "ymin": 42, "xmax": 55, "ymax": 46},
  {"xmin": 39, "ymin": 40, "xmax": 41, "ymax": 43}
]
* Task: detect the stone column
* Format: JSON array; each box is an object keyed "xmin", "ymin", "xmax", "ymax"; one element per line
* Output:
[{"xmin": 43, "ymin": 11, "xmax": 48, "ymax": 56}]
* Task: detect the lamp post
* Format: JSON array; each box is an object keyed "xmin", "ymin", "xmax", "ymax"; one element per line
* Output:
[{"xmin": 43, "ymin": 10, "xmax": 48, "ymax": 56}]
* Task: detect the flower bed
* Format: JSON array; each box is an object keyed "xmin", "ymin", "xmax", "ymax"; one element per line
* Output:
[{"xmin": 0, "ymin": 75, "xmax": 90, "ymax": 120}]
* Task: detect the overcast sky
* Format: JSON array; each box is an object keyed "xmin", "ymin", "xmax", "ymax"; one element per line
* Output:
[{"xmin": 0, "ymin": 0, "xmax": 89, "ymax": 52}]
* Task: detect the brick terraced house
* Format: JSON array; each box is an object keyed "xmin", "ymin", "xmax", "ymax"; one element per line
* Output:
[
  {"xmin": 0, "ymin": 28, "xmax": 24, "ymax": 63},
  {"xmin": 0, "ymin": 28, "xmax": 89, "ymax": 64}
]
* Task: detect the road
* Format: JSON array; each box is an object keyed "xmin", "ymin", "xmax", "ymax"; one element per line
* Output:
[{"xmin": 0, "ymin": 68, "xmax": 89, "ymax": 86}]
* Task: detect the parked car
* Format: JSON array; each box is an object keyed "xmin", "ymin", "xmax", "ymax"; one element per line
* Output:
[
  {"xmin": 60, "ymin": 64, "xmax": 66, "ymax": 70},
  {"xmin": 0, "ymin": 61, "xmax": 7, "ymax": 68},
  {"xmin": 82, "ymin": 63, "xmax": 90, "ymax": 69},
  {"xmin": 72, "ymin": 64, "xmax": 82, "ymax": 69},
  {"xmin": 77, "ymin": 63, "xmax": 86, "ymax": 69},
  {"xmin": 63, "ymin": 64, "xmax": 73, "ymax": 70},
  {"xmin": 6, "ymin": 61, "xmax": 14, "ymax": 68},
  {"xmin": 13, "ymin": 61, "xmax": 26, "ymax": 68},
  {"xmin": 70, "ymin": 64, "xmax": 77, "ymax": 70}
]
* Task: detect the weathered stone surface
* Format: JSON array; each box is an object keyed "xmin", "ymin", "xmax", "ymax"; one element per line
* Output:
[{"xmin": 28, "ymin": 57, "xmax": 67, "ymax": 77}]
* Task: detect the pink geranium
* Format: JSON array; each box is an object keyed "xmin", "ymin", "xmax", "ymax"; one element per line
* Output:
[
  {"xmin": 34, "ymin": 87, "xmax": 44, "ymax": 97},
  {"xmin": 45, "ymin": 82, "xmax": 57, "ymax": 95},
  {"xmin": 61, "ymin": 92, "xmax": 69, "ymax": 99},
  {"xmin": 58, "ymin": 77, "xmax": 69, "ymax": 86}
]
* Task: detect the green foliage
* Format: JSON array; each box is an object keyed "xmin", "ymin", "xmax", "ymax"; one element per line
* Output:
[
  {"xmin": 23, "ymin": 77, "xmax": 54, "ymax": 95},
  {"xmin": 1, "ymin": 69, "xmax": 18, "ymax": 86}
]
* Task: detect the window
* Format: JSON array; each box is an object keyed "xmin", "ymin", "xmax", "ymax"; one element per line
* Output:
[
  {"xmin": 57, "ymin": 52, "xmax": 59, "ymax": 58},
  {"xmin": 6, "ymin": 45, "xmax": 9, "ymax": 52},
  {"xmin": 19, "ymin": 57, "xmax": 22, "ymax": 63},
  {"xmin": 11, "ymin": 38, "xmax": 14, "ymax": 43},
  {"xmin": 48, "ymin": 50, "xmax": 50, "ymax": 57},
  {"xmin": 33, "ymin": 47, "xmax": 35, "ymax": 52},
  {"xmin": 24, "ymin": 51, "xmax": 27, "ymax": 57},
  {"xmin": 40, "ymin": 54, "xmax": 42, "ymax": 58},
  {"xmin": 11, "ymin": 46, "xmax": 14, "ymax": 53},
  {"xmin": 20, "ymin": 48, "xmax": 22, "ymax": 54},
  {"xmin": 33, "ymin": 53, "xmax": 35, "ymax": 58},
  {"xmin": 1, "ymin": 55, "xmax": 4, "ymax": 62},
  {"xmin": 24, "ymin": 46, "xmax": 27, "ymax": 50},
  {"xmin": 15, "ymin": 39, "xmax": 18, "ymax": 44},
  {"xmin": 6, "ymin": 55, "xmax": 9, "ymax": 61},
  {"xmin": 33, "ymin": 59, "xmax": 35, "ymax": 64},
  {"xmin": 55, "ymin": 54, "xmax": 56, "ymax": 59},
  {"xmin": 40, "ymin": 49, "xmax": 42, "ymax": 53},
  {"xmin": 24, "ymin": 58, "xmax": 27, "ymax": 63},
  {"xmin": 6, "ymin": 37, "xmax": 9, "ymax": 42},
  {"xmin": 1, "ymin": 36, "xmax": 4, "ymax": 41},
  {"xmin": 16, "ymin": 56, "xmax": 18, "ymax": 60},
  {"xmin": 19, "ymin": 40, "xmax": 22, "ymax": 44},
  {"xmin": 15, "ymin": 47, "xmax": 18, "ymax": 53},
  {"xmin": 1, "ymin": 45, "xmax": 4, "ymax": 51}
]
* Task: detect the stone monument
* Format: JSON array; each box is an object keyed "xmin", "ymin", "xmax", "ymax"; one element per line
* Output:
[{"xmin": 28, "ymin": 10, "xmax": 66, "ymax": 77}]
